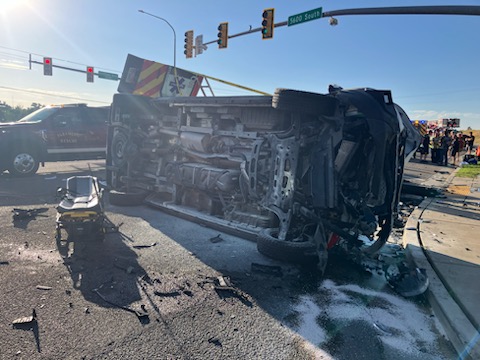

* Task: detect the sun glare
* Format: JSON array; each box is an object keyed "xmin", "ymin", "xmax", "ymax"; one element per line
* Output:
[{"xmin": 0, "ymin": 0, "xmax": 31, "ymax": 16}]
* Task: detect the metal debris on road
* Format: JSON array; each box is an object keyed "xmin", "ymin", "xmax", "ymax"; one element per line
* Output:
[{"xmin": 0, "ymin": 261, "xmax": 9, "ymax": 265}]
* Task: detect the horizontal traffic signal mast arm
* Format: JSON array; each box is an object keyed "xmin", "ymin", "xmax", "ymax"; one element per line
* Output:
[
  {"xmin": 321, "ymin": 5, "xmax": 480, "ymax": 17},
  {"xmin": 30, "ymin": 59, "xmax": 97, "ymax": 75},
  {"xmin": 201, "ymin": 5, "xmax": 480, "ymax": 46},
  {"xmin": 30, "ymin": 59, "xmax": 120, "ymax": 80}
]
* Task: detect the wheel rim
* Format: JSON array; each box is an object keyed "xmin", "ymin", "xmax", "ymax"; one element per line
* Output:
[
  {"xmin": 13, "ymin": 153, "xmax": 35, "ymax": 174},
  {"xmin": 112, "ymin": 131, "xmax": 128, "ymax": 166}
]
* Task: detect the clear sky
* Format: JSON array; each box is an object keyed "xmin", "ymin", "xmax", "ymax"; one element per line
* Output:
[{"xmin": 1, "ymin": 0, "xmax": 479, "ymax": 129}]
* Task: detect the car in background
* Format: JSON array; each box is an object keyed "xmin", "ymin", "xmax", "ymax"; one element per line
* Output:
[{"xmin": 0, "ymin": 104, "xmax": 109, "ymax": 176}]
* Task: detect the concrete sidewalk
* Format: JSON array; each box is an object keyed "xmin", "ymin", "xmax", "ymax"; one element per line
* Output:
[{"xmin": 404, "ymin": 167, "xmax": 480, "ymax": 360}]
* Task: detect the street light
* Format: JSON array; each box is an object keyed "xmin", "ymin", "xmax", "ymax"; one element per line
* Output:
[{"xmin": 138, "ymin": 9, "xmax": 181, "ymax": 95}]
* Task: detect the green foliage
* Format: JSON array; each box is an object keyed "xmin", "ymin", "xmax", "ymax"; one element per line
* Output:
[
  {"xmin": 0, "ymin": 101, "xmax": 44, "ymax": 122},
  {"xmin": 456, "ymin": 164, "xmax": 480, "ymax": 178}
]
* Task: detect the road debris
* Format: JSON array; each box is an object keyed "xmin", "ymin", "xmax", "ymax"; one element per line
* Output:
[
  {"xmin": 12, "ymin": 309, "xmax": 37, "ymax": 327},
  {"xmin": 385, "ymin": 266, "xmax": 429, "ymax": 297},
  {"xmin": 208, "ymin": 337, "xmax": 222, "ymax": 347},
  {"xmin": 251, "ymin": 263, "xmax": 283, "ymax": 277},
  {"xmin": 209, "ymin": 234, "xmax": 224, "ymax": 243},
  {"xmin": 212, "ymin": 276, "xmax": 253, "ymax": 307},
  {"xmin": 154, "ymin": 290, "xmax": 181, "ymax": 297},
  {"xmin": 216, "ymin": 275, "xmax": 231, "ymax": 288},
  {"xmin": 373, "ymin": 322, "xmax": 394, "ymax": 336},
  {"xmin": 0, "ymin": 261, "xmax": 9, "ymax": 265},
  {"xmin": 92, "ymin": 289, "xmax": 149, "ymax": 321},
  {"xmin": 12, "ymin": 208, "xmax": 49, "ymax": 221},
  {"xmin": 36, "ymin": 285, "xmax": 52, "ymax": 290},
  {"xmin": 132, "ymin": 242, "xmax": 157, "ymax": 249}
]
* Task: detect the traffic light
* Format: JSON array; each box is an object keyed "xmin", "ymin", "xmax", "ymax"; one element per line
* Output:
[
  {"xmin": 217, "ymin": 22, "xmax": 228, "ymax": 49},
  {"xmin": 86, "ymin": 66, "xmax": 94, "ymax": 83},
  {"xmin": 262, "ymin": 8, "xmax": 274, "ymax": 40},
  {"xmin": 43, "ymin": 57, "xmax": 52, "ymax": 76},
  {"xmin": 184, "ymin": 30, "xmax": 193, "ymax": 59}
]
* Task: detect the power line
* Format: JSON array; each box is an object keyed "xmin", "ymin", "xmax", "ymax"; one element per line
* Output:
[
  {"xmin": 0, "ymin": 45, "xmax": 121, "ymax": 73},
  {"xmin": 0, "ymin": 85, "xmax": 110, "ymax": 105}
]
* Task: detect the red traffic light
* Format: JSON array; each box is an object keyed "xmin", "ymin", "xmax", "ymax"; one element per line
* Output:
[
  {"xmin": 43, "ymin": 57, "xmax": 53, "ymax": 76},
  {"xmin": 86, "ymin": 66, "xmax": 94, "ymax": 83}
]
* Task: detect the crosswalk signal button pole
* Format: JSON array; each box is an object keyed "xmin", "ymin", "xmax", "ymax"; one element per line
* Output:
[
  {"xmin": 217, "ymin": 22, "xmax": 228, "ymax": 49},
  {"xmin": 262, "ymin": 8, "xmax": 274, "ymax": 40},
  {"xmin": 86, "ymin": 66, "xmax": 94, "ymax": 83},
  {"xmin": 43, "ymin": 57, "xmax": 52, "ymax": 76}
]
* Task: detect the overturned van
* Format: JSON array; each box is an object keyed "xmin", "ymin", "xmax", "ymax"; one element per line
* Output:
[{"xmin": 106, "ymin": 86, "xmax": 421, "ymax": 281}]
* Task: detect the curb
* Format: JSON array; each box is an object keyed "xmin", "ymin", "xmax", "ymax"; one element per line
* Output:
[{"xmin": 403, "ymin": 170, "xmax": 480, "ymax": 360}]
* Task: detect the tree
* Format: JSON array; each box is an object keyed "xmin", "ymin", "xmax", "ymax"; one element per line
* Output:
[{"xmin": 0, "ymin": 101, "xmax": 45, "ymax": 122}]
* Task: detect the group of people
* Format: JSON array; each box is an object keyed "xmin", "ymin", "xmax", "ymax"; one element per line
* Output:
[{"xmin": 417, "ymin": 130, "xmax": 476, "ymax": 166}]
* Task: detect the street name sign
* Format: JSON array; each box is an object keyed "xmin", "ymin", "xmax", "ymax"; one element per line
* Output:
[
  {"xmin": 288, "ymin": 7, "xmax": 323, "ymax": 27},
  {"xmin": 98, "ymin": 71, "xmax": 119, "ymax": 81}
]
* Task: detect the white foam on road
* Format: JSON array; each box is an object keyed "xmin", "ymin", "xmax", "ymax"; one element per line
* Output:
[{"xmin": 292, "ymin": 279, "xmax": 449, "ymax": 359}]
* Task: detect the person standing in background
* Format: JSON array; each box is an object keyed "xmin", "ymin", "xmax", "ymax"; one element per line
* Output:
[
  {"xmin": 450, "ymin": 132, "xmax": 460, "ymax": 166},
  {"xmin": 440, "ymin": 130, "xmax": 452, "ymax": 166},
  {"xmin": 419, "ymin": 131, "xmax": 431, "ymax": 162},
  {"xmin": 466, "ymin": 132, "xmax": 475, "ymax": 154},
  {"xmin": 431, "ymin": 129, "xmax": 441, "ymax": 163}
]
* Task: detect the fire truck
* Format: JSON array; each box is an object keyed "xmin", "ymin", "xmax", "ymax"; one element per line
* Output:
[{"xmin": 411, "ymin": 118, "xmax": 461, "ymax": 135}]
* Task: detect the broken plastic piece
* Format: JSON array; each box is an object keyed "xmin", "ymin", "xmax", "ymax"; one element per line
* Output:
[
  {"xmin": 386, "ymin": 266, "xmax": 429, "ymax": 297},
  {"xmin": 12, "ymin": 309, "xmax": 37, "ymax": 326}
]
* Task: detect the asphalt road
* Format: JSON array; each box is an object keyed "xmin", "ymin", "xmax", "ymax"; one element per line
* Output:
[{"xmin": 0, "ymin": 160, "xmax": 456, "ymax": 359}]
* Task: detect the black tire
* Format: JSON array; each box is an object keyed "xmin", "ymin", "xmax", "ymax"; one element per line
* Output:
[
  {"xmin": 272, "ymin": 88, "xmax": 338, "ymax": 116},
  {"xmin": 256, "ymin": 228, "xmax": 317, "ymax": 264},
  {"xmin": 111, "ymin": 128, "xmax": 131, "ymax": 167},
  {"xmin": 8, "ymin": 148, "xmax": 39, "ymax": 177},
  {"xmin": 109, "ymin": 189, "xmax": 148, "ymax": 206}
]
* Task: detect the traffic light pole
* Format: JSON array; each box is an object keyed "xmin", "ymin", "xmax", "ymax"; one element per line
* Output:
[
  {"xmin": 138, "ymin": 10, "xmax": 182, "ymax": 95},
  {"xmin": 201, "ymin": 5, "xmax": 480, "ymax": 46}
]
